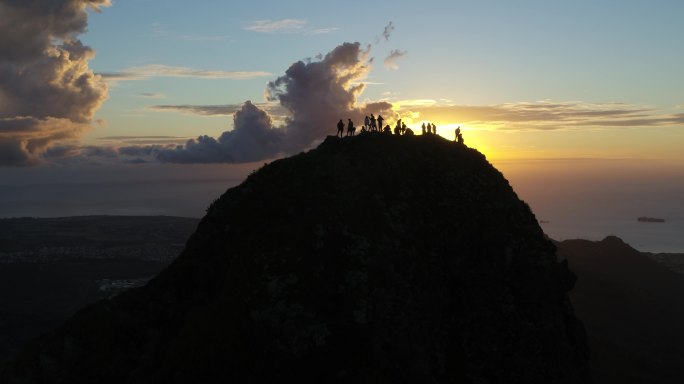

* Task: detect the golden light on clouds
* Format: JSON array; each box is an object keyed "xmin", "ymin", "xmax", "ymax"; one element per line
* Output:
[{"xmin": 383, "ymin": 99, "xmax": 684, "ymax": 162}]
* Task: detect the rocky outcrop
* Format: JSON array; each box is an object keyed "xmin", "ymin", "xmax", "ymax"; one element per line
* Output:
[{"xmin": 2, "ymin": 133, "xmax": 590, "ymax": 383}]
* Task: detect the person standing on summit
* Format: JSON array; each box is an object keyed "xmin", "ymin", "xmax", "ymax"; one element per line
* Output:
[
  {"xmin": 347, "ymin": 119, "xmax": 355, "ymax": 137},
  {"xmin": 377, "ymin": 114, "xmax": 384, "ymax": 132},
  {"xmin": 370, "ymin": 114, "xmax": 377, "ymax": 132},
  {"xmin": 337, "ymin": 119, "xmax": 344, "ymax": 137}
]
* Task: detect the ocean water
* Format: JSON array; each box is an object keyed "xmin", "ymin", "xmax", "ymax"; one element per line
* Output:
[
  {"xmin": 494, "ymin": 158, "xmax": 684, "ymax": 254},
  {"xmin": 1, "ymin": 160, "xmax": 682, "ymax": 254},
  {"xmin": 540, "ymin": 216, "xmax": 684, "ymax": 254}
]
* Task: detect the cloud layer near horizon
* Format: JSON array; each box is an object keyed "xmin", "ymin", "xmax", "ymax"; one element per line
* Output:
[
  {"xmin": 100, "ymin": 64, "xmax": 271, "ymax": 84},
  {"xmin": 138, "ymin": 42, "xmax": 394, "ymax": 164},
  {"xmin": 0, "ymin": 0, "xmax": 110, "ymax": 166},
  {"xmin": 394, "ymin": 101, "xmax": 684, "ymax": 130}
]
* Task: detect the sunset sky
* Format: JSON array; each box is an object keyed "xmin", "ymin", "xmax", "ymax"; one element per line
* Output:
[{"xmin": 1, "ymin": 0, "xmax": 683, "ymax": 249}]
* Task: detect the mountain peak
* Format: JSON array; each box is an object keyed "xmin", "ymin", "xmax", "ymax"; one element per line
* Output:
[{"xmin": 2, "ymin": 133, "xmax": 590, "ymax": 383}]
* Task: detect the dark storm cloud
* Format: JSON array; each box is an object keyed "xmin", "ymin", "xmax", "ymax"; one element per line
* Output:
[
  {"xmin": 150, "ymin": 42, "xmax": 394, "ymax": 164},
  {"xmin": 0, "ymin": 0, "xmax": 110, "ymax": 166}
]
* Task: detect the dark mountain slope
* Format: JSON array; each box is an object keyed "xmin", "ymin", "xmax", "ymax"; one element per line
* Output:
[
  {"xmin": 556, "ymin": 236, "xmax": 684, "ymax": 383},
  {"xmin": 2, "ymin": 133, "xmax": 589, "ymax": 383}
]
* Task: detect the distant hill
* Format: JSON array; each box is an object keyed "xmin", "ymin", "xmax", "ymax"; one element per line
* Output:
[
  {"xmin": 2, "ymin": 133, "xmax": 589, "ymax": 383},
  {"xmin": 555, "ymin": 236, "xmax": 684, "ymax": 384}
]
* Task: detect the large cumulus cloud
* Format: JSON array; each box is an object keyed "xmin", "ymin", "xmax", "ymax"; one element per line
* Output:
[
  {"xmin": 154, "ymin": 42, "xmax": 394, "ymax": 164},
  {"xmin": 0, "ymin": 0, "xmax": 109, "ymax": 166},
  {"xmin": 156, "ymin": 100, "xmax": 285, "ymax": 163}
]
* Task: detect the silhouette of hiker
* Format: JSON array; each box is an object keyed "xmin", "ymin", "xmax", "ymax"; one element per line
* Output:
[
  {"xmin": 395, "ymin": 120, "xmax": 401, "ymax": 134},
  {"xmin": 432, "ymin": 123, "xmax": 437, "ymax": 135},
  {"xmin": 401, "ymin": 122, "xmax": 407, "ymax": 134},
  {"xmin": 364, "ymin": 115, "xmax": 370, "ymax": 131},
  {"xmin": 455, "ymin": 126, "xmax": 464, "ymax": 144},
  {"xmin": 377, "ymin": 115, "xmax": 384, "ymax": 132},
  {"xmin": 394, "ymin": 124, "xmax": 400, "ymax": 135},
  {"xmin": 383, "ymin": 125, "xmax": 391, "ymax": 133},
  {"xmin": 347, "ymin": 119, "xmax": 355, "ymax": 137},
  {"xmin": 421, "ymin": 123, "xmax": 426, "ymax": 135},
  {"xmin": 370, "ymin": 114, "xmax": 377, "ymax": 132},
  {"xmin": 404, "ymin": 127, "xmax": 414, "ymax": 135},
  {"xmin": 337, "ymin": 119, "xmax": 344, "ymax": 137}
]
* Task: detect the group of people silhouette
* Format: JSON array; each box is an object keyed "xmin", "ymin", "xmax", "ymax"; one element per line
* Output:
[
  {"xmin": 336, "ymin": 117, "xmax": 465, "ymax": 143},
  {"xmin": 337, "ymin": 116, "xmax": 418, "ymax": 137},
  {"xmin": 421, "ymin": 122, "xmax": 437, "ymax": 135}
]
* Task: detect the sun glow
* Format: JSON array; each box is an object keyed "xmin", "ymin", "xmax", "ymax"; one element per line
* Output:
[{"xmin": 395, "ymin": 117, "xmax": 498, "ymax": 160}]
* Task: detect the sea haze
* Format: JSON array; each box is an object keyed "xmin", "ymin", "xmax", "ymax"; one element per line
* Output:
[
  {"xmin": 0, "ymin": 163, "xmax": 256, "ymax": 218},
  {"xmin": 497, "ymin": 158, "xmax": 684, "ymax": 253},
  {"xmin": 1, "ymin": 158, "xmax": 682, "ymax": 253}
]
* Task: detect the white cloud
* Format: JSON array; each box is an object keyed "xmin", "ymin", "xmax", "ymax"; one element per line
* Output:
[
  {"xmin": 394, "ymin": 101, "xmax": 684, "ymax": 130},
  {"xmin": 384, "ymin": 49, "xmax": 407, "ymax": 70},
  {"xmin": 244, "ymin": 19, "xmax": 307, "ymax": 33},
  {"xmin": 135, "ymin": 93, "xmax": 166, "ymax": 99},
  {"xmin": 100, "ymin": 64, "xmax": 271, "ymax": 83},
  {"xmin": 244, "ymin": 19, "xmax": 337, "ymax": 35},
  {"xmin": 306, "ymin": 27, "xmax": 340, "ymax": 35}
]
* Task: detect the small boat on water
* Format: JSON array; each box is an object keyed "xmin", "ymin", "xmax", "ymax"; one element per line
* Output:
[{"xmin": 638, "ymin": 216, "xmax": 665, "ymax": 223}]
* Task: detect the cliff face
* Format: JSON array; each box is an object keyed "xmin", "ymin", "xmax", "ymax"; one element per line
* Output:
[{"xmin": 2, "ymin": 133, "xmax": 590, "ymax": 383}]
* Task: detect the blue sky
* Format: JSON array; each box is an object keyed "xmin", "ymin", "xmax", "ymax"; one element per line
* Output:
[{"xmin": 72, "ymin": 0, "xmax": 684, "ymax": 161}]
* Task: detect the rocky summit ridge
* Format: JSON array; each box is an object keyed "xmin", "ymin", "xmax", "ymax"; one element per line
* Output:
[{"xmin": 2, "ymin": 132, "xmax": 590, "ymax": 383}]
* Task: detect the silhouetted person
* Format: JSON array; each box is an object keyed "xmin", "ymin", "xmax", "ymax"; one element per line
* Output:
[
  {"xmin": 395, "ymin": 120, "xmax": 401, "ymax": 133},
  {"xmin": 377, "ymin": 114, "xmax": 384, "ymax": 132},
  {"xmin": 370, "ymin": 114, "xmax": 377, "ymax": 131},
  {"xmin": 337, "ymin": 119, "xmax": 344, "ymax": 137},
  {"xmin": 421, "ymin": 123, "xmax": 426, "ymax": 135},
  {"xmin": 394, "ymin": 124, "xmax": 400, "ymax": 135},
  {"xmin": 383, "ymin": 125, "xmax": 391, "ymax": 133},
  {"xmin": 455, "ymin": 126, "xmax": 464, "ymax": 144},
  {"xmin": 401, "ymin": 122, "xmax": 407, "ymax": 134},
  {"xmin": 432, "ymin": 123, "xmax": 437, "ymax": 135},
  {"xmin": 404, "ymin": 127, "xmax": 414, "ymax": 135},
  {"xmin": 364, "ymin": 115, "xmax": 370, "ymax": 131},
  {"xmin": 347, "ymin": 119, "xmax": 355, "ymax": 137}
]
